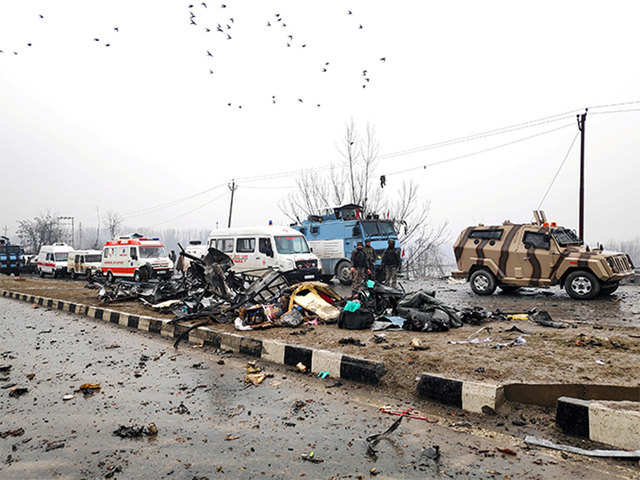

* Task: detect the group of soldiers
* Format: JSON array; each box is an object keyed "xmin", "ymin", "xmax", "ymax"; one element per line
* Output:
[{"xmin": 350, "ymin": 238, "xmax": 401, "ymax": 294}]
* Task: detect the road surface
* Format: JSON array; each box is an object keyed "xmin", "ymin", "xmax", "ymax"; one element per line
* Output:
[{"xmin": 1, "ymin": 297, "xmax": 638, "ymax": 479}]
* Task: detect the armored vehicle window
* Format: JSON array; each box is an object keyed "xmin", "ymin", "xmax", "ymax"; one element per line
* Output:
[
  {"xmin": 469, "ymin": 229, "xmax": 503, "ymax": 240},
  {"xmin": 523, "ymin": 231, "xmax": 550, "ymax": 250},
  {"xmin": 310, "ymin": 226, "xmax": 319, "ymax": 234},
  {"xmin": 552, "ymin": 228, "xmax": 581, "ymax": 246},
  {"xmin": 236, "ymin": 238, "xmax": 256, "ymax": 253}
]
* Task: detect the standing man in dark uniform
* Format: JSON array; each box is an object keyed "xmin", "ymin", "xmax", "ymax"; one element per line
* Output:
[
  {"xmin": 363, "ymin": 240, "xmax": 376, "ymax": 277},
  {"xmin": 381, "ymin": 239, "xmax": 401, "ymax": 288},
  {"xmin": 350, "ymin": 241, "xmax": 371, "ymax": 295}
]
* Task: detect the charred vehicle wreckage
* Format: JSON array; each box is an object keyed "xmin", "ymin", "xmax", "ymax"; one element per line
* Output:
[{"xmin": 87, "ymin": 244, "xmax": 563, "ymax": 347}]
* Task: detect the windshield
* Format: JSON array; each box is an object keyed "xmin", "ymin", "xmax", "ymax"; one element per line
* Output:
[
  {"xmin": 361, "ymin": 221, "xmax": 397, "ymax": 237},
  {"xmin": 140, "ymin": 246, "xmax": 166, "ymax": 258},
  {"xmin": 54, "ymin": 253, "xmax": 68, "ymax": 261},
  {"xmin": 86, "ymin": 254, "xmax": 101, "ymax": 263},
  {"xmin": 274, "ymin": 235, "xmax": 310, "ymax": 254},
  {"xmin": 552, "ymin": 228, "xmax": 582, "ymax": 246}
]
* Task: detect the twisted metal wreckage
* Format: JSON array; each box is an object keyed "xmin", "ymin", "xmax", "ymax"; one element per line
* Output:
[{"xmin": 86, "ymin": 245, "xmax": 562, "ymax": 348}]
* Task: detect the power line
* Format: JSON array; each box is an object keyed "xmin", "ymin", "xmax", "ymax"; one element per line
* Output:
[
  {"xmin": 122, "ymin": 182, "xmax": 227, "ymax": 219},
  {"xmin": 588, "ymin": 100, "xmax": 640, "ymax": 110},
  {"xmin": 386, "ymin": 122, "xmax": 575, "ymax": 177},
  {"xmin": 378, "ymin": 111, "xmax": 579, "ymax": 160},
  {"xmin": 589, "ymin": 108, "xmax": 640, "ymax": 116},
  {"xmin": 537, "ymin": 131, "xmax": 580, "ymax": 210},
  {"xmin": 148, "ymin": 192, "xmax": 228, "ymax": 228}
]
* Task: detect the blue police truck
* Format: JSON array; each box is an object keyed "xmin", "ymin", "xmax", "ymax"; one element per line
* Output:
[
  {"xmin": 292, "ymin": 204, "xmax": 401, "ymax": 285},
  {"xmin": 0, "ymin": 236, "xmax": 23, "ymax": 275}
]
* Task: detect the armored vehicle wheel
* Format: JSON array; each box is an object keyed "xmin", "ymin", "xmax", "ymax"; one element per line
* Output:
[
  {"xmin": 499, "ymin": 285, "xmax": 520, "ymax": 294},
  {"xmin": 106, "ymin": 271, "xmax": 115, "ymax": 283},
  {"xmin": 600, "ymin": 283, "xmax": 619, "ymax": 296},
  {"xmin": 469, "ymin": 269, "xmax": 497, "ymax": 295},
  {"xmin": 336, "ymin": 260, "xmax": 352, "ymax": 285},
  {"xmin": 565, "ymin": 270, "xmax": 600, "ymax": 299}
]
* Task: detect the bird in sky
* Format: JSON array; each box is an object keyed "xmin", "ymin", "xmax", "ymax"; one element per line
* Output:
[
  {"xmin": 359, "ymin": 24, "xmax": 364, "ymax": 29},
  {"xmin": 229, "ymin": 17, "xmax": 234, "ymax": 23},
  {"xmin": 27, "ymin": 43, "xmax": 32, "ymax": 47},
  {"xmin": 221, "ymin": 3, "xmax": 227, "ymax": 7},
  {"xmin": 347, "ymin": 10, "xmax": 352, "ymax": 15},
  {"xmin": 201, "ymin": 2, "xmax": 208, "ymax": 7},
  {"xmin": 217, "ymin": 25, "xmax": 223, "ymax": 32},
  {"xmin": 286, "ymin": 43, "xmax": 290, "ymax": 47},
  {"xmin": 266, "ymin": 21, "xmax": 271, "ymax": 27},
  {"xmin": 227, "ymin": 102, "xmax": 232, "ymax": 106},
  {"xmin": 301, "ymin": 44, "xmax": 307, "ymax": 48},
  {"xmin": 205, "ymin": 27, "xmax": 211, "ymax": 32},
  {"xmin": 288, "ymin": 35, "xmax": 293, "ymax": 40},
  {"xmin": 362, "ymin": 69, "xmax": 367, "ymax": 76},
  {"xmin": 380, "ymin": 57, "xmax": 386, "ymax": 62},
  {"xmin": 105, "ymin": 43, "xmax": 111, "ymax": 47},
  {"xmin": 207, "ymin": 50, "xmax": 213, "ymax": 56},
  {"xmin": 272, "ymin": 95, "xmax": 276, "ymax": 104},
  {"xmin": 226, "ymin": 33, "xmax": 231, "ymax": 40},
  {"xmin": 114, "ymin": 26, "xmax": 119, "ymax": 32},
  {"xmin": 191, "ymin": 19, "xmax": 197, "ymax": 25},
  {"xmin": 39, "ymin": 14, "xmax": 44, "ymax": 19},
  {"xmin": 209, "ymin": 69, "xmax": 214, "ymax": 74},
  {"xmin": 297, "ymin": 98, "xmax": 303, "ymax": 103},
  {"xmin": 188, "ymin": 4, "xmax": 194, "ymax": 8},
  {"xmin": 316, "ymin": 104, "xmax": 321, "ymax": 107},
  {"xmin": 226, "ymin": 24, "xmax": 231, "ymax": 29},
  {"xmin": 94, "ymin": 38, "xmax": 100, "ymax": 41},
  {"xmin": 325, "ymin": 61, "xmax": 330, "ymax": 65},
  {"xmin": 190, "ymin": 11, "xmax": 196, "ymax": 18},
  {"xmin": 321, "ymin": 67, "xmax": 327, "ymax": 72}
]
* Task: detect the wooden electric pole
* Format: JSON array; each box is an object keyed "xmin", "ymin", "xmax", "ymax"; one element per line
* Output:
[
  {"xmin": 227, "ymin": 179, "xmax": 237, "ymax": 228},
  {"xmin": 577, "ymin": 109, "xmax": 588, "ymax": 242}
]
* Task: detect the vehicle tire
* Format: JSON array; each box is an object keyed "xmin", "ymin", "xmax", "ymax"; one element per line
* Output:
[
  {"xmin": 469, "ymin": 269, "xmax": 497, "ymax": 295},
  {"xmin": 70, "ymin": 270, "xmax": 77, "ymax": 280},
  {"xmin": 52, "ymin": 269, "xmax": 58, "ymax": 279},
  {"xmin": 106, "ymin": 271, "xmax": 115, "ymax": 283},
  {"xmin": 133, "ymin": 270, "xmax": 142, "ymax": 283},
  {"xmin": 38, "ymin": 268, "xmax": 45, "ymax": 278},
  {"xmin": 565, "ymin": 270, "xmax": 600, "ymax": 300},
  {"xmin": 336, "ymin": 260, "xmax": 352, "ymax": 285},
  {"xmin": 499, "ymin": 285, "xmax": 520, "ymax": 294},
  {"xmin": 600, "ymin": 283, "xmax": 619, "ymax": 296}
]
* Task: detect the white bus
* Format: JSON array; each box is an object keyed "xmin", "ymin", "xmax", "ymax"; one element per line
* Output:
[{"xmin": 206, "ymin": 225, "xmax": 320, "ymax": 282}]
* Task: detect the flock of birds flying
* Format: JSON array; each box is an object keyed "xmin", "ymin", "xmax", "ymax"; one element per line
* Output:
[{"xmin": 1, "ymin": 5, "xmax": 388, "ymax": 110}]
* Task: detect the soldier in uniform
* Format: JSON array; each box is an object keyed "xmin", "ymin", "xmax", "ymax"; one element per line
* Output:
[
  {"xmin": 363, "ymin": 240, "xmax": 376, "ymax": 275},
  {"xmin": 350, "ymin": 241, "xmax": 371, "ymax": 295},
  {"xmin": 381, "ymin": 239, "xmax": 401, "ymax": 288}
]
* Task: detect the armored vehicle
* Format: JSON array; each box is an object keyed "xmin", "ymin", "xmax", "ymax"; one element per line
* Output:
[
  {"xmin": 0, "ymin": 236, "xmax": 23, "ymax": 275},
  {"xmin": 451, "ymin": 211, "xmax": 634, "ymax": 299}
]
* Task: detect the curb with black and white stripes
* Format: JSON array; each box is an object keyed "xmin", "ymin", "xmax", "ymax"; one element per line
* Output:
[
  {"xmin": 1, "ymin": 289, "xmax": 386, "ymax": 386},
  {"xmin": 416, "ymin": 373, "xmax": 505, "ymax": 413},
  {"xmin": 557, "ymin": 396, "xmax": 640, "ymax": 450}
]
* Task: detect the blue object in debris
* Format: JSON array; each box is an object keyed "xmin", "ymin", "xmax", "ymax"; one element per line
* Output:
[
  {"xmin": 366, "ymin": 280, "xmax": 375, "ymax": 288},
  {"xmin": 317, "ymin": 371, "xmax": 330, "ymax": 379}
]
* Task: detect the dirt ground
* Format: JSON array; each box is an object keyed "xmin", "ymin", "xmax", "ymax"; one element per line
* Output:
[{"xmin": 2, "ymin": 275, "xmax": 640, "ymax": 398}]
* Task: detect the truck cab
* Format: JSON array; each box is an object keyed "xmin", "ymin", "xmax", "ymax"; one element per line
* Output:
[
  {"xmin": 0, "ymin": 236, "xmax": 23, "ymax": 275},
  {"xmin": 292, "ymin": 204, "xmax": 401, "ymax": 285}
]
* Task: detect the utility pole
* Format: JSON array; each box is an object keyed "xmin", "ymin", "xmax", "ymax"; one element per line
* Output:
[
  {"xmin": 58, "ymin": 216, "xmax": 75, "ymax": 247},
  {"xmin": 227, "ymin": 179, "xmax": 237, "ymax": 228},
  {"xmin": 577, "ymin": 109, "xmax": 588, "ymax": 242}
]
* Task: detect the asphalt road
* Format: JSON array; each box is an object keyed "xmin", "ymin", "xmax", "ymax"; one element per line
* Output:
[{"xmin": 1, "ymin": 297, "xmax": 639, "ymax": 479}]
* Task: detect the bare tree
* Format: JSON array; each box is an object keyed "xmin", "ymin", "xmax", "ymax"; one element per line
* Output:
[
  {"xmin": 279, "ymin": 121, "xmax": 449, "ymax": 278},
  {"xmin": 16, "ymin": 212, "xmax": 63, "ymax": 253},
  {"xmin": 103, "ymin": 211, "xmax": 123, "ymax": 240}
]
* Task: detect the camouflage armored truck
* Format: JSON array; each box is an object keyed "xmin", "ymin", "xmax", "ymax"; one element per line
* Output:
[{"xmin": 451, "ymin": 211, "xmax": 634, "ymax": 299}]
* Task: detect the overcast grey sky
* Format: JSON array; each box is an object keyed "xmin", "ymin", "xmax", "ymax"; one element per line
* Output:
[{"xmin": 1, "ymin": 0, "xmax": 639, "ymax": 245}]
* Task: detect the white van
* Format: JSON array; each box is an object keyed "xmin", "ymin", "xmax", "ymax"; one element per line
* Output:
[
  {"xmin": 101, "ymin": 235, "xmax": 173, "ymax": 281},
  {"xmin": 206, "ymin": 225, "xmax": 320, "ymax": 282},
  {"xmin": 36, "ymin": 243, "xmax": 74, "ymax": 278},
  {"xmin": 67, "ymin": 250, "xmax": 102, "ymax": 279}
]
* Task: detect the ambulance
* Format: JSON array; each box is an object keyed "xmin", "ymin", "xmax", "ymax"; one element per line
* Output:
[
  {"xmin": 206, "ymin": 225, "xmax": 320, "ymax": 282},
  {"xmin": 36, "ymin": 243, "xmax": 74, "ymax": 278},
  {"xmin": 101, "ymin": 235, "xmax": 173, "ymax": 282},
  {"xmin": 67, "ymin": 250, "xmax": 103, "ymax": 279}
]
